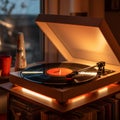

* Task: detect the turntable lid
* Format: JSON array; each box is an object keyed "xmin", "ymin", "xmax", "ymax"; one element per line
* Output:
[{"xmin": 36, "ymin": 14, "xmax": 120, "ymax": 66}]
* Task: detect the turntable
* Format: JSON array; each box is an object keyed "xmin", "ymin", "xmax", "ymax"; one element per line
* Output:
[{"xmin": 10, "ymin": 14, "xmax": 120, "ymax": 103}]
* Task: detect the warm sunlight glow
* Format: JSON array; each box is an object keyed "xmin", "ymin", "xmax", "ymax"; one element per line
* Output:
[
  {"xmin": 0, "ymin": 20, "xmax": 13, "ymax": 28},
  {"xmin": 22, "ymin": 88, "xmax": 53, "ymax": 102},
  {"xmin": 69, "ymin": 94, "xmax": 87, "ymax": 103},
  {"xmin": 97, "ymin": 86, "xmax": 108, "ymax": 94},
  {"xmin": 0, "ymin": 39, "xmax": 2, "ymax": 46}
]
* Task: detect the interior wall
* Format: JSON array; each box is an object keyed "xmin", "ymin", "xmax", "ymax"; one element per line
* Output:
[
  {"xmin": 60, "ymin": 0, "xmax": 105, "ymax": 17},
  {"xmin": 44, "ymin": 0, "xmax": 59, "ymax": 62},
  {"xmin": 105, "ymin": 12, "xmax": 120, "ymax": 46},
  {"xmin": 59, "ymin": 0, "xmax": 70, "ymax": 15},
  {"xmin": 89, "ymin": 0, "xmax": 104, "ymax": 17}
]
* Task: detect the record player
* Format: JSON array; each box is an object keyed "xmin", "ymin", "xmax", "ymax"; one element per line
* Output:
[{"xmin": 9, "ymin": 14, "xmax": 120, "ymax": 103}]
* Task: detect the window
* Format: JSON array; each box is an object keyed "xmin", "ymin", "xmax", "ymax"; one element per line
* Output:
[{"xmin": 0, "ymin": 0, "xmax": 44, "ymax": 66}]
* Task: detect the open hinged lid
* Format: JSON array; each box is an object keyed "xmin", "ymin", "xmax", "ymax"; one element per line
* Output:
[{"xmin": 36, "ymin": 14, "xmax": 120, "ymax": 66}]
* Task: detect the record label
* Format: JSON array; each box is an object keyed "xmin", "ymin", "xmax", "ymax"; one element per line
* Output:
[{"xmin": 46, "ymin": 67, "xmax": 73, "ymax": 77}]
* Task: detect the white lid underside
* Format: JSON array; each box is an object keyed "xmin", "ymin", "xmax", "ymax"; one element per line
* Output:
[{"xmin": 36, "ymin": 14, "xmax": 120, "ymax": 66}]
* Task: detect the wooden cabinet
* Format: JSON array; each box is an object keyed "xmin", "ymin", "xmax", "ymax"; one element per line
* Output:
[{"xmin": 7, "ymin": 95, "xmax": 41, "ymax": 120}]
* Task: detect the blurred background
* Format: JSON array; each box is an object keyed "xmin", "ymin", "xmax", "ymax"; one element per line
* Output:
[{"xmin": 0, "ymin": 0, "xmax": 44, "ymax": 66}]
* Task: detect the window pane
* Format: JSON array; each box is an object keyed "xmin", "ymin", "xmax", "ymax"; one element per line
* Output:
[{"xmin": 0, "ymin": 0, "xmax": 44, "ymax": 66}]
